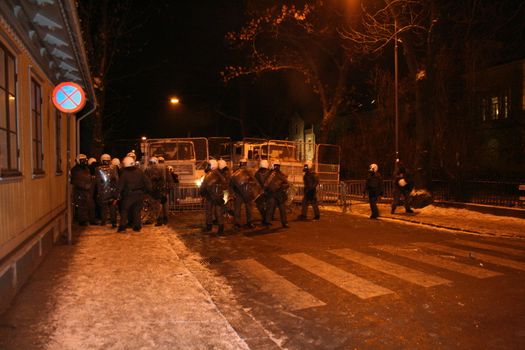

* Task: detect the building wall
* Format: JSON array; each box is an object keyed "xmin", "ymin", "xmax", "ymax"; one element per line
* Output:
[{"xmin": 0, "ymin": 17, "xmax": 75, "ymax": 312}]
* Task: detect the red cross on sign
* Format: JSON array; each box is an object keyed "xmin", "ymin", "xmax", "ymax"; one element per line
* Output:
[{"xmin": 52, "ymin": 82, "xmax": 86, "ymax": 113}]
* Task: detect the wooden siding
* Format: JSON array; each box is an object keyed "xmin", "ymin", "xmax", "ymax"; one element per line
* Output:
[{"xmin": 0, "ymin": 25, "xmax": 76, "ymax": 260}]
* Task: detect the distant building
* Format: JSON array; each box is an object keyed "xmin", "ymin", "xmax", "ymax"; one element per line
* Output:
[
  {"xmin": 288, "ymin": 114, "xmax": 315, "ymax": 162},
  {"xmin": 474, "ymin": 59, "xmax": 525, "ymax": 178},
  {"xmin": 0, "ymin": 0, "xmax": 95, "ymax": 312}
]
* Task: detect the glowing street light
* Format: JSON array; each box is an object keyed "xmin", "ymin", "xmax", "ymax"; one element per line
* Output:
[{"xmin": 170, "ymin": 97, "xmax": 180, "ymax": 105}]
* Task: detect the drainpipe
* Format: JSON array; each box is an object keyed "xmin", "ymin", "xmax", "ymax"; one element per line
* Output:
[{"xmin": 76, "ymin": 104, "xmax": 97, "ymax": 155}]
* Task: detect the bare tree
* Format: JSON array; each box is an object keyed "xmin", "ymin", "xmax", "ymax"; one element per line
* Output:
[
  {"xmin": 78, "ymin": 0, "xmax": 151, "ymax": 154},
  {"xmin": 223, "ymin": 1, "xmax": 354, "ymax": 143}
]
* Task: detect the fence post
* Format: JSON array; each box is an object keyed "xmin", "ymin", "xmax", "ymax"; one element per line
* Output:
[{"xmin": 340, "ymin": 181, "xmax": 348, "ymax": 213}]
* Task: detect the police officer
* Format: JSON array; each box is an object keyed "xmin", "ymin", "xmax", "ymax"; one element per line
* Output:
[
  {"xmin": 199, "ymin": 159, "xmax": 227, "ymax": 235},
  {"xmin": 71, "ymin": 154, "xmax": 95, "ymax": 226},
  {"xmin": 255, "ymin": 159, "xmax": 271, "ymax": 225},
  {"xmin": 116, "ymin": 156, "xmax": 152, "ymax": 232},
  {"xmin": 144, "ymin": 157, "xmax": 165, "ymax": 226},
  {"xmin": 230, "ymin": 158, "xmax": 256, "ymax": 230},
  {"xmin": 157, "ymin": 156, "xmax": 173, "ymax": 225},
  {"xmin": 391, "ymin": 160, "xmax": 414, "ymax": 214},
  {"xmin": 218, "ymin": 159, "xmax": 234, "ymax": 219},
  {"xmin": 364, "ymin": 163, "xmax": 384, "ymax": 219},
  {"xmin": 298, "ymin": 160, "xmax": 320, "ymax": 220},
  {"xmin": 95, "ymin": 154, "xmax": 119, "ymax": 227},
  {"xmin": 264, "ymin": 161, "xmax": 289, "ymax": 228}
]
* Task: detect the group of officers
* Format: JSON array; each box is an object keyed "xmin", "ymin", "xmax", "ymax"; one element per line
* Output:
[
  {"xmin": 199, "ymin": 158, "xmax": 320, "ymax": 235},
  {"xmin": 71, "ymin": 151, "xmax": 321, "ymax": 234},
  {"xmin": 70, "ymin": 152, "xmax": 177, "ymax": 232}
]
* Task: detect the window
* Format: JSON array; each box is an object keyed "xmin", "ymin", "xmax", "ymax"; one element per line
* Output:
[
  {"xmin": 31, "ymin": 78, "xmax": 44, "ymax": 174},
  {"xmin": 490, "ymin": 96, "xmax": 499, "ymax": 120},
  {"xmin": 55, "ymin": 110, "xmax": 62, "ymax": 174},
  {"xmin": 481, "ymin": 98, "xmax": 487, "ymax": 121},
  {"xmin": 0, "ymin": 43, "xmax": 19, "ymax": 176},
  {"xmin": 502, "ymin": 94, "xmax": 510, "ymax": 119}
]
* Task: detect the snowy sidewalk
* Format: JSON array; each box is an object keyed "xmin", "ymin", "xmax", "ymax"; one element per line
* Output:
[
  {"xmin": 337, "ymin": 201, "xmax": 525, "ymax": 238},
  {"xmin": 0, "ymin": 225, "xmax": 249, "ymax": 350}
]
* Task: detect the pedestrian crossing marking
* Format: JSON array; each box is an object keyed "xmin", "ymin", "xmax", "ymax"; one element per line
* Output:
[
  {"xmin": 281, "ymin": 253, "xmax": 393, "ymax": 299},
  {"xmin": 231, "ymin": 259, "xmax": 326, "ymax": 310},
  {"xmin": 450, "ymin": 239, "xmax": 525, "ymax": 257},
  {"xmin": 373, "ymin": 245, "xmax": 502, "ymax": 279},
  {"xmin": 412, "ymin": 242, "xmax": 525, "ymax": 272},
  {"xmin": 328, "ymin": 248, "xmax": 451, "ymax": 287}
]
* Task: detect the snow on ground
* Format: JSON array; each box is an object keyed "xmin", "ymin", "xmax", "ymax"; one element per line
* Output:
[
  {"xmin": 328, "ymin": 202, "xmax": 525, "ymax": 238},
  {"xmin": 41, "ymin": 225, "xmax": 249, "ymax": 350}
]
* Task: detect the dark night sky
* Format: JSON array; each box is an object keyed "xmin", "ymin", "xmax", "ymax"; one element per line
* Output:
[{"xmin": 106, "ymin": 1, "xmax": 279, "ymax": 142}]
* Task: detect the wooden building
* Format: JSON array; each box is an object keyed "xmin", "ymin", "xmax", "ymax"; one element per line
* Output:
[{"xmin": 0, "ymin": 0, "xmax": 94, "ymax": 312}]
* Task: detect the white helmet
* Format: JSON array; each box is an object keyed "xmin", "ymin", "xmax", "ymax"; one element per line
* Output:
[
  {"xmin": 218, "ymin": 159, "xmax": 227, "ymax": 170},
  {"xmin": 122, "ymin": 156, "xmax": 135, "ymax": 168},
  {"xmin": 167, "ymin": 165, "xmax": 174, "ymax": 172},
  {"xmin": 149, "ymin": 156, "xmax": 159, "ymax": 164},
  {"xmin": 88, "ymin": 157, "xmax": 97, "ymax": 165},
  {"xmin": 369, "ymin": 163, "xmax": 379, "ymax": 173},
  {"xmin": 305, "ymin": 160, "xmax": 313, "ymax": 169},
  {"xmin": 209, "ymin": 159, "xmax": 218, "ymax": 170},
  {"xmin": 126, "ymin": 151, "xmax": 136, "ymax": 160},
  {"xmin": 76, "ymin": 154, "xmax": 87, "ymax": 163},
  {"xmin": 157, "ymin": 156, "xmax": 165, "ymax": 163},
  {"xmin": 111, "ymin": 158, "xmax": 120, "ymax": 167},
  {"xmin": 272, "ymin": 160, "xmax": 281, "ymax": 169},
  {"xmin": 259, "ymin": 159, "xmax": 269, "ymax": 169},
  {"xmin": 100, "ymin": 153, "xmax": 111, "ymax": 162}
]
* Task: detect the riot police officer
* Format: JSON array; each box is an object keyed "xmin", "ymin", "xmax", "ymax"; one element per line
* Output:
[
  {"xmin": 298, "ymin": 160, "xmax": 320, "ymax": 220},
  {"xmin": 264, "ymin": 160, "xmax": 289, "ymax": 228},
  {"xmin": 199, "ymin": 159, "xmax": 227, "ymax": 235},
  {"xmin": 144, "ymin": 157, "xmax": 167, "ymax": 226},
  {"xmin": 255, "ymin": 159, "xmax": 271, "ymax": 225},
  {"xmin": 116, "ymin": 156, "xmax": 152, "ymax": 232},
  {"xmin": 391, "ymin": 160, "xmax": 414, "ymax": 214},
  {"xmin": 157, "ymin": 156, "xmax": 174, "ymax": 225},
  {"xmin": 364, "ymin": 163, "xmax": 384, "ymax": 219},
  {"xmin": 95, "ymin": 154, "xmax": 119, "ymax": 227},
  {"xmin": 71, "ymin": 154, "xmax": 95, "ymax": 226},
  {"xmin": 230, "ymin": 158, "xmax": 259, "ymax": 230}
]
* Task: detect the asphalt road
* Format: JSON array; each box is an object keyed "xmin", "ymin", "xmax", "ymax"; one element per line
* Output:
[{"xmin": 170, "ymin": 209, "xmax": 525, "ymax": 349}]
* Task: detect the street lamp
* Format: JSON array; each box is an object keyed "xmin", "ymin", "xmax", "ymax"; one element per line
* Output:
[
  {"xmin": 170, "ymin": 97, "xmax": 180, "ymax": 105},
  {"xmin": 394, "ymin": 18, "xmax": 399, "ymax": 162}
]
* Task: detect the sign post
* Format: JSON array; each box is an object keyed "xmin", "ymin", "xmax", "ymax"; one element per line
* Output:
[{"xmin": 52, "ymin": 82, "xmax": 87, "ymax": 244}]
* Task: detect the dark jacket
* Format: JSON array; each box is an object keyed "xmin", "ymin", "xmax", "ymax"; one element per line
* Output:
[
  {"xmin": 255, "ymin": 168, "xmax": 271, "ymax": 187},
  {"xmin": 365, "ymin": 172, "xmax": 384, "ymax": 197},
  {"xmin": 145, "ymin": 165, "xmax": 166, "ymax": 199},
  {"xmin": 95, "ymin": 164, "xmax": 119, "ymax": 201},
  {"xmin": 71, "ymin": 164, "xmax": 92, "ymax": 191},
  {"xmin": 117, "ymin": 167, "xmax": 152, "ymax": 199},
  {"xmin": 199, "ymin": 169, "xmax": 227, "ymax": 203}
]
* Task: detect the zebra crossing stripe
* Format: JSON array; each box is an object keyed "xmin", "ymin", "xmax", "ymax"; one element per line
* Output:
[
  {"xmin": 231, "ymin": 259, "xmax": 326, "ymax": 310},
  {"xmin": 373, "ymin": 245, "xmax": 502, "ymax": 279},
  {"xmin": 412, "ymin": 242, "xmax": 525, "ymax": 272},
  {"xmin": 328, "ymin": 248, "xmax": 451, "ymax": 287},
  {"xmin": 281, "ymin": 253, "xmax": 393, "ymax": 299},
  {"xmin": 450, "ymin": 239, "xmax": 525, "ymax": 257}
]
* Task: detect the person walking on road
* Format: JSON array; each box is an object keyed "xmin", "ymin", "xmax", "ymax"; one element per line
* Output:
[
  {"xmin": 391, "ymin": 160, "xmax": 414, "ymax": 214},
  {"xmin": 264, "ymin": 161, "xmax": 290, "ymax": 228},
  {"xmin": 298, "ymin": 160, "xmax": 320, "ymax": 221},
  {"xmin": 116, "ymin": 156, "xmax": 152, "ymax": 232},
  {"xmin": 364, "ymin": 163, "xmax": 384, "ymax": 219}
]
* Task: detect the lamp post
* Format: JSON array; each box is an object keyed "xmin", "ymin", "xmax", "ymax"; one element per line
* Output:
[
  {"xmin": 170, "ymin": 97, "xmax": 180, "ymax": 105},
  {"xmin": 394, "ymin": 18, "xmax": 399, "ymax": 162}
]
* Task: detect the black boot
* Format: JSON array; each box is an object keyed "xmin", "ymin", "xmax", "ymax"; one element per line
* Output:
[
  {"xmin": 217, "ymin": 224, "xmax": 224, "ymax": 235},
  {"xmin": 203, "ymin": 224, "xmax": 212, "ymax": 232},
  {"xmin": 117, "ymin": 226, "xmax": 126, "ymax": 232}
]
